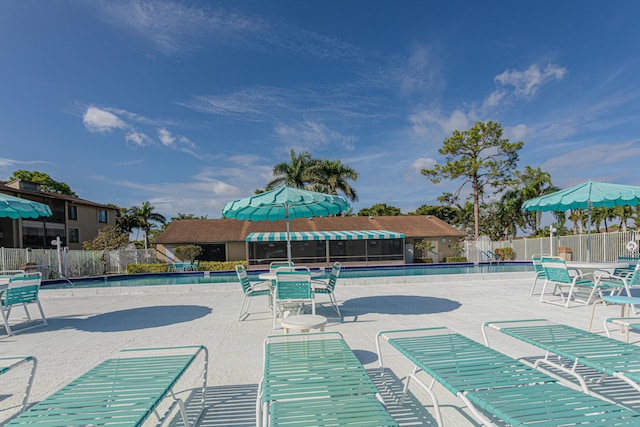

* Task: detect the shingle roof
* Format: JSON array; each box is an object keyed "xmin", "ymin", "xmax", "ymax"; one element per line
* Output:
[
  {"xmin": 155, "ymin": 215, "xmax": 465, "ymax": 244},
  {"xmin": 0, "ymin": 183, "xmax": 115, "ymax": 209}
]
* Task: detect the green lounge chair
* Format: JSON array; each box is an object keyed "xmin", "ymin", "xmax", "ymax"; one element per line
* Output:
[
  {"xmin": 482, "ymin": 319, "xmax": 640, "ymax": 393},
  {"xmin": 604, "ymin": 316, "xmax": 640, "ymax": 342},
  {"xmin": 0, "ymin": 272, "xmax": 47, "ymax": 336},
  {"xmin": 377, "ymin": 327, "xmax": 640, "ymax": 426},
  {"xmin": 0, "ymin": 356, "xmax": 37, "ymax": 414},
  {"xmin": 258, "ymin": 332, "xmax": 396, "ymax": 427},
  {"xmin": 4, "ymin": 345, "xmax": 208, "ymax": 427}
]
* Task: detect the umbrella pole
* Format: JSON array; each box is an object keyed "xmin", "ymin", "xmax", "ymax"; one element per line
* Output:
[
  {"xmin": 285, "ymin": 207, "xmax": 292, "ymax": 264},
  {"xmin": 587, "ymin": 205, "xmax": 592, "ymax": 262}
]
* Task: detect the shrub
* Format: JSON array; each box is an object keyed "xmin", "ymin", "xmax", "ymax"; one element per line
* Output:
[
  {"xmin": 174, "ymin": 244, "xmax": 203, "ymax": 262},
  {"xmin": 126, "ymin": 263, "xmax": 171, "ymax": 274},
  {"xmin": 125, "ymin": 260, "xmax": 247, "ymax": 274},
  {"xmin": 494, "ymin": 247, "xmax": 515, "ymax": 260},
  {"xmin": 445, "ymin": 256, "xmax": 467, "ymax": 263},
  {"xmin": 197, "ymin": 261, "xmax": 246, "ymax": 271}
]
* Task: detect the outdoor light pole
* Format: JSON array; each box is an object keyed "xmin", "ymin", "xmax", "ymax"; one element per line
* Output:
[{"xmin": 550, "ymin": 227, "xmax": 557, "ymax": 256}]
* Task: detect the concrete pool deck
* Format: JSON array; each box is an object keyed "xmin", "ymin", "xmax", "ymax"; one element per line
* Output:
[{"xmin": 1, "ymin": 272, "xmax": 639, "ymax": 426}]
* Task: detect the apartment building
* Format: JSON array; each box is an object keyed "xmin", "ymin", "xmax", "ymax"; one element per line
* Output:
[{"xmin": 0, "ymin": 179, "xmax": 117, "ymax": 250}]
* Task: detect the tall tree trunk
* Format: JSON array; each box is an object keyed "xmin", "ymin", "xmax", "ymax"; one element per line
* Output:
[{"xmin": 473, "ymin": 179, "xmax": 480, "ymax": 239}]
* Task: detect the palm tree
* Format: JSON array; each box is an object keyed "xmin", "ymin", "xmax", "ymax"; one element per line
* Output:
[
  {"xmin": 115, "ymin": 207, "xmax": 139, "ymax": 234},
  {"xmin": 130, "ymin": 201, "xmax": 166, "ymax": 249},
  {"xmin": 614, "ymin": 205, "xmax": 635, "ymax": 232},
  {"xmin": 312, "ymin": 159, "xmax": 358, "ymax": 202},
  {"xmin": 265, "ymin": 149, "xmax": 316, "ymax": 190}
]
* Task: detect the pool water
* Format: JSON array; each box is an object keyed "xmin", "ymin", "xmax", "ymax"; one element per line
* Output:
[{"xmin": 43, "ymin": 262, "xmax": 533, "ymax": 289}]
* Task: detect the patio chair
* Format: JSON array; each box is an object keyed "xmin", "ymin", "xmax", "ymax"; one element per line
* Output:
[
  {"xmin": 529, "ymin": 254, "xmax": 550, "ymax": 296},
  {"xmin": 540, "ymin": 256, "xmax": 615, "ymax": 307},
  {"xmin": 597, "ymin": 261, "xmax": 640, "ymax": 299},
  {"xmin": 0, "ymin": 272, "xmax": 47, "ymax": 336},
  {"xmin": 269, "ymin": 261, "xmax": 294, "ymax": 274},
  {"xmin": 0, "ymin": 355, "xmax": 37, "ymax": 414},
  {"xmin": 311, "ymin": 261, "xmax": 342, "ymax": 316},
  {"xmin": 4, "ymin": 345, "xmax": 208, "ymax": 427},
  {"xmin": 258, "ymin": 332, "xmax": 396, "ymax": 427},
  {"xmin": 482, "ymin": 319, "xmax": 640, "ymax": 393},
  {"xmin": 273, "ymin": 266, "xmax": 314, "ymax": 329},
  {"xmin": 376, "ymin": 327, "xmax": 639, "ymax": 427},
  {"xmin": 236, "ymin": 265, "xmax": 271, "ymax": 321}
]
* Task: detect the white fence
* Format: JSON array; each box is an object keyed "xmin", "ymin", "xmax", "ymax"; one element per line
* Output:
[
  {"xmin": 466, "ymin": 231, "xmax": 639, "ymax": 263},
  {"xmin": 0, "ymin": 247, "xmax": 157, "ymax": 278}
]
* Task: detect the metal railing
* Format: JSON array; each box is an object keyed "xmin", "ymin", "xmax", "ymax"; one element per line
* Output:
[
  {"xmin": 0, "ymin": 247, "xmax": 156, "ymax": 278},
  {"xmin": 466, "ymin": 231, "xmax": 639, "ymax": 263}
]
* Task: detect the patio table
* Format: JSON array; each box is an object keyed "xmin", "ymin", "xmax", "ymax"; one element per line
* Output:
[{"xmin": 566, "ymin": 261, "xmax": 628, "ymax": 274}]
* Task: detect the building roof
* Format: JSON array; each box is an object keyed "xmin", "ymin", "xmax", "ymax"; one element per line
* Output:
[
  {"xmin": 0, "ymin": 181, "xmax": 116, "ymax": 210},
  {"xmin": 155, "ymin": 215, "xmax": 466, "ymax": 244}
]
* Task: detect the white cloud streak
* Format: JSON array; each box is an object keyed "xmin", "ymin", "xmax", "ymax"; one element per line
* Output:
[
  {"xmin": 275, "ymin": 120, "xmax": 357, "ymax": 151},
  {"xmin": 483, "ymin": 64, "xmax": 567, "ymax": 111},
  {"xmin": 95, "ymin": 0, "xmax": 370, "ymax": 61},
  {"xmin": 82, "ymin": 105, "xmax": 195, "ymax": 150}
]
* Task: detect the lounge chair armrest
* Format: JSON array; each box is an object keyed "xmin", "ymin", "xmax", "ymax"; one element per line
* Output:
[
  {"xmin": 567, "ymin": 267, "xmax": 583, "ymax": 277},
  {"xmin": 251, "ymin": 280, "xmax": 272, "ymax": 291},
  {"xmin": 595, "ymin": 273, "xmax": 625, "ymax": 284}
]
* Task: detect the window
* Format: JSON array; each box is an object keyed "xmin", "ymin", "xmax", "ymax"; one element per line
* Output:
[
  {"xmin": 98, "ymin": 210, "xmax": 107, "ymax": 223},
  {"xmin": 68, "ymin": 205, "xmax": 78, "ymax": 220},
  {"xmin": 68, "ymin": 228, "xmax": 79, "ymax": 243}
]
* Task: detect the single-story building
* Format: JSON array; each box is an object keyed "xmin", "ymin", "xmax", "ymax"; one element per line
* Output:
[{"xmin": 155, "ymin": 215, "xmax": 466, "ymax": 267}]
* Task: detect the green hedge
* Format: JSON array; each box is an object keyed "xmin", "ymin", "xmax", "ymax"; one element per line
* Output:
[
  {"xmin": 198, "ymin": 261, "xmax": 246, "ymax": 271},
  {"xmin": 126, "ymin": 264, "xmax": 170, "ymax": 274},
  {"xmin": 125, "ymin": 260, "xmax": 247, "ymax": 274},
  {"xmin": 445, "ymin": 256, "xmax": 467, "ymax": 263}
]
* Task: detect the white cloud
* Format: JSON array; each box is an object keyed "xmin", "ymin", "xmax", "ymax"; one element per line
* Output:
[
  {"xmin": 275, "ymin": 121, "xmax": 357, "ymax": 151},
  {"xmin": 505, "ymin": 124, "xmax": 529, "ymax": 141},
  {"xmin": 411, "ymin": 157, "xmax": 436, "ymax": 171},
  {"xmin": 399, "ymin": 44, "xmax": 443, "ymax": 97},
  {"xmin": 82, "ymin": 105, "xmax": 195, "ymax": 150},
  {"xmin": 158, "ymin": 128, "xmax": 176, "ymax": 147},
  {"xmin": 83, "ymin": 106, "xmax": 127, "ymax": 132},
  {"xmin": 409, "ymin": 109, "xmax": 471, "ymax": 138},
  {"xmin": 95, "ymin": 1, "xmax": 368, "ymax": 61},
  {"xmin": 481, "ymin": 89, "xmax": 506, "ymax": 110},
  {"xmin": 0, "ymin": 158, "xmax": 51, "ymax": 168},
  {"xmin": 482, "ymin": 64, "xmax": 567, "ymax": 112},
  {"xmin": 495, "ymin": 64, "xmax": 567, "ymax": 98},
  {"xmin": 542, "ymin": 140, "xmax": 640, "ymax": 175},
  {"xmin": 125, "ymin": 131, "xmax": 151, "ymax": 146}
]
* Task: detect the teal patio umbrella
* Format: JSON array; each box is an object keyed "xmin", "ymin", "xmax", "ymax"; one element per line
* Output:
[
  {"xmin": 222, "ymin": 186, "xmax": 350, "ymax": 263},
  {"xmin": 522, "ymin": 180, "xmax": 640, "ymax": 261},
  {"xmin": 0, "ymin": 193, "xmax": 52, "ymax": 219}
]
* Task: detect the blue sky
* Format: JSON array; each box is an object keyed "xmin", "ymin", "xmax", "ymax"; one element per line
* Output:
[{"xmin": 2, "ymin": 1, "xmax": 640, "ymax": 219}]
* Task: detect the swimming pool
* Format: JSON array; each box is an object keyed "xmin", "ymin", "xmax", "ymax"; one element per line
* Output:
[{"xmin": 43, "ymin": 262, "xmax": 533, "ymax": 289}]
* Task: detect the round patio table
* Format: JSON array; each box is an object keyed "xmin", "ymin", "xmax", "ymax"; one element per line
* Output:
[{"xmin": 280, "ymin": 314, "xmax": 328, "ymax": 334}]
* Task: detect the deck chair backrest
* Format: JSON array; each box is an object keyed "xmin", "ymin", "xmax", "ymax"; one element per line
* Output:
[
  {"xmin": 235, "ymin": 265, "xmax": 252, "ymax": 294},
  {"xmin": 531, "ymin": 255, "xmax": 545, "ymax": 275},
  {"xmin": 627, "ymin": 262, "xmax": 640, "ymax": 286},
  {"xmin": 275, "ymin": 268, "xmax": 311, "ymax": 299},
  {"xmin": 327, "ymin": 261, "xmax": 341, "ymax": 291},
  {"xmin": 541, "ymin": 256, "xmax": 572, "ymax": 284},
  {"xmin": 269, "ymin": 261, "xmax": 294, "ymax": 274},
  {"xmin": 4, "ymin": 273, "xmax": 42, "ymax": 306}
]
